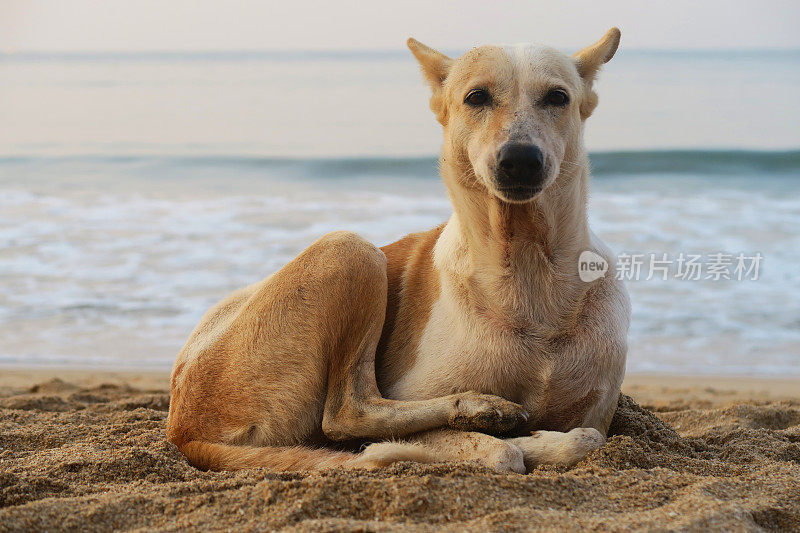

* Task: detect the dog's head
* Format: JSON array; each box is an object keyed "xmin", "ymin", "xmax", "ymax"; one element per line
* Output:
[{"xmin": 408, "ymin": 28, "xmax": 620, "ymax": 203}]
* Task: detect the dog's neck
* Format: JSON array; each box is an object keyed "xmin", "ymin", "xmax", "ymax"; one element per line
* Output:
[{"xmin": 434, "ymin": 146, "xmax": 592, "ymax": 326}]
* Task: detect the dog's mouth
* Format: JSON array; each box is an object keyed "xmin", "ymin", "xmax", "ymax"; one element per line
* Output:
[{"xmin": 495, "ymin": 184, "xmax": 544, "ymax": 203}]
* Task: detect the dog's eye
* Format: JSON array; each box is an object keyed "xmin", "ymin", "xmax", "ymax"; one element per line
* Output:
[
  {"xmin": 544, "ymin": 89, "xmax": 569, "ymax": 107},
  {"xmin": 465, "ymin": 89, "xmax": 491, "ymax": 107}
]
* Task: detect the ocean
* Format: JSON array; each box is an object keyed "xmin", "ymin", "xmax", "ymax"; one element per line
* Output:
[{"xmin": 1, "ymin": 50, "xmax": 799, "ymax": 375}]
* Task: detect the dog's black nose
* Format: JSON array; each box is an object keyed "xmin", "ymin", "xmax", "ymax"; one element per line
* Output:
[{"xmin": 497, "ymin": 143, "xmax": 545, "ymax": 192}]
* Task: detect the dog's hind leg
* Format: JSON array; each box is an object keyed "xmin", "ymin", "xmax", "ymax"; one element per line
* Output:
[
  {"xmin": 388, "ymin": 428, "xmax": 605, "ymax": 474},
  {"xmin": 393, "ymin": 429, "xmax": 526, "ymax": 473},
  {"xmin": 169, "ymin": 231, "xmax": 525, "ymax": 471},
  {"xmin": 505, "ymin": 428, "xmax": 605, "ymax": 470},
  {"xmin": 394, "ymin": 427, "xmax": 603, "ymax": 473}
]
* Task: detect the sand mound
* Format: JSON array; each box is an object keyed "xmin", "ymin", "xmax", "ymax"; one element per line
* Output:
[{"xmin": 1, "ymin": 382, "xmax": 798, "ymax": 531}]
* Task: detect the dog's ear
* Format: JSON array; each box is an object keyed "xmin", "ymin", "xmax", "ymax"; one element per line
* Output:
[
  {"xmin": 407, "ymin": 38, "xmax": 453, "ymax": 90},
  {"xmin": 408, "ymin": 38, "xmax": 453, "ymax": 123},
  {"xmin": 572, "ymin": 27, "xmax": 620, "ymax": 118},
  {"xmin": 572, "ymin": 27, "xmax": 620, "ymax": 82}
]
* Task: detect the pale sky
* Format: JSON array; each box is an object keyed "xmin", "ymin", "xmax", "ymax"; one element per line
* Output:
[{"xmin": 2, "ymin": 0, "xmax": 799, "ymax": 52}]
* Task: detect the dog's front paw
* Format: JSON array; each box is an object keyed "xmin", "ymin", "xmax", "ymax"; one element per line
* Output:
[{"xmin": 449, "ymin": 391, "xmax": 528, "ymax": 434}]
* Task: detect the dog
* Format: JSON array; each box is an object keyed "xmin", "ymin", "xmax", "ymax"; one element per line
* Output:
[{"xmin": 167, "ymin": 28, "xmax": 630, "ymax": 474}]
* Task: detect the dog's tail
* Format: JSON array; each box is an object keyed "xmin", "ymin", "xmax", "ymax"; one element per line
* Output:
[{"xmin": 176, "ymin": 440, "xmax": 437, "ymax": 472}]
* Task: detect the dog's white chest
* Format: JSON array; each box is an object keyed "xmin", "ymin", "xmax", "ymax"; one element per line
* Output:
[{"xmin": 386, "ymin": 292, "xmax": 537, "ymax": 402}]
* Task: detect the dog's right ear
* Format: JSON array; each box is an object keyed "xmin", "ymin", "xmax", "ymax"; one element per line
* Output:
[
  {"xmin": 407, "ymin": 38, "xmax": 453, "ymax": 90},
  {"xmin": 408, "ymin": 38, "xmax": 453, "ymax": 124}
]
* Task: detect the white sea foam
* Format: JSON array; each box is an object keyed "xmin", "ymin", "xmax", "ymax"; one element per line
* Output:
[{"xmin": 0, "ymin": 159, "xmax": 798, "ymax": 375}]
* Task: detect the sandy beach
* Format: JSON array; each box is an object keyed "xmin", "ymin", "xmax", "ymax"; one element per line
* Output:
[{"xmin": 0, "ymin": 368, "xmax": 797, "ymax": 531}]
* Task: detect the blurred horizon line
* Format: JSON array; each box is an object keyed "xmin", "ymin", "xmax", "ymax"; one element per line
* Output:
[
  {"xmin": 3, "ymin": 149, "xmax": 799, "ymax": 178},
  {"xmin": 2, "ymin": 47, "xmax": 800, "ymax": 62}
]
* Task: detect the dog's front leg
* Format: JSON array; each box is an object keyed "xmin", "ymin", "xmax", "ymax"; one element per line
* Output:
[
  {"xmin": 321, "ymin": 332, "xmax": 528, "ymax": 441},
  {"xmin": 323, "ymin": 389, "xmax": 528, "ymax": 442},
  {"xmin": 319, "ymin": 291, "xmax": 526, "ymax": 441},
  {"xmin": 298, "ymin": 232, "xmax": 527, "ymax": 443}
]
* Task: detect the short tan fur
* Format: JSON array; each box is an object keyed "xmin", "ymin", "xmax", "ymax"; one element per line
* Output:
[{"xmin": 167, "ymin": 28, "xmax": 630, "ymax": 473}]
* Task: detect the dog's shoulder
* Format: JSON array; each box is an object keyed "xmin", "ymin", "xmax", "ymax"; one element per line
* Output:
[
  {"xmin": 376, "ymin": 224, "xmax": 445, "ymax": 389},
  {"xmin": 380, "ymin": 223, "xmax": 445, "ymax": 287}
]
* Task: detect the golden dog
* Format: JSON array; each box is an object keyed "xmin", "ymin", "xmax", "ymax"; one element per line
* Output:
[{"xmin": 167, "ymin": 28, "xmax": 630, "ymax": 473}]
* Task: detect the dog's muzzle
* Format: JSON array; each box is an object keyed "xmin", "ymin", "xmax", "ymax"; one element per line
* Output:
[{"xmin": 495, "ymin": 143, "xmax": 545, "ymax": 201}]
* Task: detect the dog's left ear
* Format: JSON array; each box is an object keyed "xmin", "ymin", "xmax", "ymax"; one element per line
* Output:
[
  {"xmin": 572, "ymin": 27, "xmax": 620, "ymax": 81},
  {"xmin": 408, "ymin": 38, "xmax": 453, "ymax": 124},
  {"xmin": 572, "ymin": 27, "xmax": 620, "ymax": 118}
]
